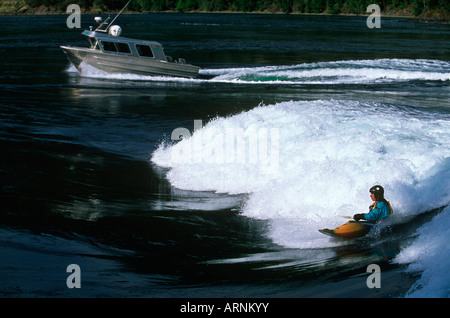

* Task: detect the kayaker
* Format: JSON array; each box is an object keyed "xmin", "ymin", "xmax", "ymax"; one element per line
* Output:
[{"xmin": 353, "ymin": 185, "xmax": 393, "ymax": 223}]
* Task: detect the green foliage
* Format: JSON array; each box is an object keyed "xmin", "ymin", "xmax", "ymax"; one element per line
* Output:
[
  {"xmin": 175, "ymin": 0, "xmax": 199, "ymax": 12},
  {"xmin": 23, "ymin": 0, "xmax": 450, "ymax": 16},
  {"xmin": 211, "ymin": 0, "xmax": 230, "ymax": 11},
  {"xmin": 327, "ymin": 0, "xmax": 342, "ymax": 13},
  {"xmin": 24, "ymin": 0, "xmax": 93, "ymax": 10},
  {"xmin": 24, "ymin": 0, "xmax": 42, "ymax": 6},
  {"xmin": 310, "ymin": 0, "xmax": 326, "ymax": 13}
]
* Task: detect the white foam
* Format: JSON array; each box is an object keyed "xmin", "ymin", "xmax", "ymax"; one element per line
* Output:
[
  {"xmin": 66, "ymin": 59, "xmax": 450, "ymax": 85},
  {"xmin": 152, "ymin": 100, "xmax": 450, "ymax": 249},
  {"xmin": 202, "ymin": 59, "xmax": 450, "ymax": 84},
  {"xmin": 394, "ymin": 206, "xmax": 450, "ymax": 298}
]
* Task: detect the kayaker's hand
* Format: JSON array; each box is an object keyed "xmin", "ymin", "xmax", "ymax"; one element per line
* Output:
[{"xmin": 353, "ymin": 213, "xmax": 365, "ymax": 221}]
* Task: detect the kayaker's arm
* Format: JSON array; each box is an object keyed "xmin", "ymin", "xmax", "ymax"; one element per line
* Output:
[{"xmin": 353, "ymin": 202, "xmax": 391, "ymax": 222}]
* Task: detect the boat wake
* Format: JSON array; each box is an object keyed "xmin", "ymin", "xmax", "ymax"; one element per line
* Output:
[
  {"xmin": 151, "ymin": 99, "xmax": 449, "ymax": 246},
  {"xmin": 68, "ymin": 58, "xmax": 450, "ymax": 85},
  {"xmin": 202, "ymin": 59, "xmax": 450, "ymax": 84},
  {"xmin": 151, "ymin": 98, "xmax": 450, "ymax": 297},
  {"xmin": 66, "ymin": 58, "xmax": 450, "ymax": 297}
]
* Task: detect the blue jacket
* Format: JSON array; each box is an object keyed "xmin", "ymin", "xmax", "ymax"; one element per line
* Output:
[{"xmin": 364, "ymin": 201, "xmax": 392, "ymax": 222}]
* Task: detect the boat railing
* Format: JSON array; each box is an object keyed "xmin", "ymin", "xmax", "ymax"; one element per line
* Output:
[{"xmin": 95, "ymin": 17, "xmax": 111, "ymax": 32}]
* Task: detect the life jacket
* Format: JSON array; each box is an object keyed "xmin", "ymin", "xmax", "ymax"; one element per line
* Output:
[
  {"xmin": 368, "ymin": 201, "xmax": 393, "ymax": 223},
  {"xmin": 387, "ymin": 201, "xmax": 393, "ymax": 215},
  {"xmin": 369, "ymin": 200, "xmax": 393, "ymax": 213}
]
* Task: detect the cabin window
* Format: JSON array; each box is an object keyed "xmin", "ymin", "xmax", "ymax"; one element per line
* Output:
[
  {"xmin": 101, "ymin": 41, "xmax": 131, "ymax": 54},
  {"xmin": 136, "ymin": 44, "xmax": 154, "ymax": 58},
  {"xmin": 116, "ymin": 42, "xmax": 131, "ymax": 53},
  {"xmin": 101, "ymin": 41, "xmax": 117, "ymax": 52}
]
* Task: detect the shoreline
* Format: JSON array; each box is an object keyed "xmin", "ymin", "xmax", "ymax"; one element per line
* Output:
[
  {"xmin": 0, "ymin": 2, "xmax": 448, "ymax": 24},
  {"xmin": 3, "ymin": 10, "xmax": 449, "ymax": 25}
]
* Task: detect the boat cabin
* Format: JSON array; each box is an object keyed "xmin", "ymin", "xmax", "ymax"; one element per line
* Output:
[{"xmin": 82, "ymin": 30, "xmax": 169, "ymax": 62}]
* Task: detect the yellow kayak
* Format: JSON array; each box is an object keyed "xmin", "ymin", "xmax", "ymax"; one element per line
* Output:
[{"xmin": 319, "ymin": 221, "xmax": 373, "ymax": 239}]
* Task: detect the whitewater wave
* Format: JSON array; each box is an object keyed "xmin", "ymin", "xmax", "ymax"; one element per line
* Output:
[
  {"xmin": 68, "ymin": 58, "xmax": 450, "ymax": 85},
  {"xmin": 151, "ymin": 100, "xmax": 450, "ymax": 249},
  {"xmin": 394, "ymin": 206, "xmax": 450, "ymax": 298}
]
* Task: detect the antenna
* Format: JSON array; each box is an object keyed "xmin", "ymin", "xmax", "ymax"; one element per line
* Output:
[
  {"xmin": 107, "ymin": 0, "xmax": 132, "ymax": 29},
  {"xmin": 95, "ymin": 0, "xmax": 132, "ymax": 32}
]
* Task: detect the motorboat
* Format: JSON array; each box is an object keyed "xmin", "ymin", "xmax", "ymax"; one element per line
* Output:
[{"xmin": 60, "ymin": 2, "xmax": 200, "ymax": 78}]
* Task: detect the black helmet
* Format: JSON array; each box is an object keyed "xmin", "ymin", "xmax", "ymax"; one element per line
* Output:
[{"xmin": 370, "ymin": 185, "xmax": 384, "ymax": 199}]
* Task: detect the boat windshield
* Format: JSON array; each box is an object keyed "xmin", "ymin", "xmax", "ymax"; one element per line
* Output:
[{"xmin": 87, "ymin": 37, "xmax": 100, "ymax": 50}]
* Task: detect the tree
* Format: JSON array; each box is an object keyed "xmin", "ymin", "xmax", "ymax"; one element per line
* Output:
[
  {"xmin": 176, "ymin": 0, "xmax": 199, "ymax": 12},
  {"xmin": 310, "ymin": 0, "xmax": 326, "ymax": 13}
]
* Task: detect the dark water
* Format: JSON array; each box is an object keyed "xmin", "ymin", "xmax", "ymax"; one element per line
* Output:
[{"xmin": 1, "ymin": 13, "xmax": 449, "ymax": 301}]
